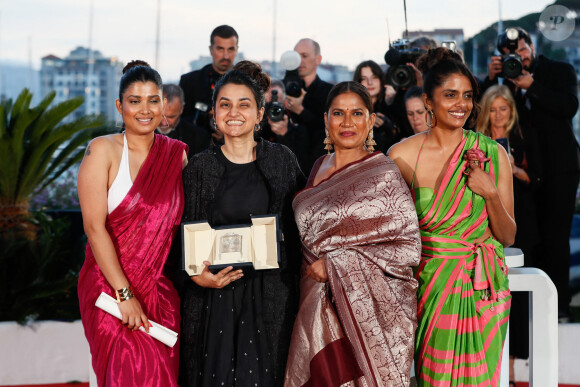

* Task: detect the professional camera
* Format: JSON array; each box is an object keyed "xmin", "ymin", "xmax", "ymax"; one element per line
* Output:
[
  {"xmin": 265, "ymin": 90, "xmax": 285, "ymax": 122},
  {"xmin": 280, "ymin": 50, "xmax": 305, "ymax": 98},
  {"xmin": 384, "ymin": 39, "xmax": 425, "ymax": 90},
  {"xmin": 498, "ymin": 28, "xmax": 523, "ymax": 79},
  {"xmin": 283, "ymin": 71, "xmax": 305, "ymax": 98}
]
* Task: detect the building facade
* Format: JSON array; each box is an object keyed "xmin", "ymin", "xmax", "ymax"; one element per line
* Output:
[{"xmin": 40, "ymin": 47, "xmax": 123, "ymax": 123}]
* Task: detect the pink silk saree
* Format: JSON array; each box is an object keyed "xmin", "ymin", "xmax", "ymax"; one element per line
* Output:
[
  {"xmin": 78, "ymin": 134, "xmax": 185, "ymax": 386},
  {"xmin": 285, "ymin": 152, "xmax": 421, "ymax": 387}
]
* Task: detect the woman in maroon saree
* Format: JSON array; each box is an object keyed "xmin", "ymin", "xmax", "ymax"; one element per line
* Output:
[
  {"xmin": 77, "ymin": 61, "xmax": 187, "ymax": 386},
  {"xmin": 285, "ymin": 82, "xmax": 421, "ymax": 387}
]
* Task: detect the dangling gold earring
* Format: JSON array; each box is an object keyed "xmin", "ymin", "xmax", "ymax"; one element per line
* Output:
[
  {"xmin": 425, "ymin": 107, "xmax": 437, "ymax": 128},
  {"xmin": 323, "ymin": 129, "xmax": 334, "ymax": 154},
  {"xmin": 365, "ymin": 128, "xmax": 377, "ymax": 153}
]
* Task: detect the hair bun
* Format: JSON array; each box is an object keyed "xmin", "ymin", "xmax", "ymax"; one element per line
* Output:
[
  {"xmin": 122, "ymin": 60, "xmax": 151, "ymax": 74},
  {"xmin": 233, "ymin": 60, "xmax": 271, "ymax": 92},
  {"xmin": 416, "ymin": 47, "xmax": 463, "ymax": 74}
]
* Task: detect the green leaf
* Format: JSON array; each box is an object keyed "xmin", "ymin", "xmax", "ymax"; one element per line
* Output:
[{"xmin": 0, "ymin": 89, "xmax": 108, "ymax": 209}]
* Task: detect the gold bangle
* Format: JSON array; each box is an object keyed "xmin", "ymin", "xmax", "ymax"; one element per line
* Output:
[{"xmin": 115, "ymin": 286, "xmax": 134, "ymax": 302}]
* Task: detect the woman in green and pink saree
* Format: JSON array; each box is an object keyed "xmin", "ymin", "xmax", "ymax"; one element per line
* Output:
[{"xmin": 390, "ymin": 47, "xmax": 516, "ymax": 387}]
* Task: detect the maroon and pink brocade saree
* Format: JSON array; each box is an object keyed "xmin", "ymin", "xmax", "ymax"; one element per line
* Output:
[
  {"xmin": 285, "ymin": 152, "xmax": 421, "ymax": 387},
  {"xmin": 78, "ymin": 135, "xmax": 185, "ymax": 387}
]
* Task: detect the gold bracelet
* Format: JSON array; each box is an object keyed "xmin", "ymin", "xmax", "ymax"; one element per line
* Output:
[{"xmin": 115, "ymin": 286, "xmax": 134, "ymax": 302}]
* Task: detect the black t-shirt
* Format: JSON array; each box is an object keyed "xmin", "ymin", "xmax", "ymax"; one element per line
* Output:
[{"xmin": 211, "ymin": 148, "xmax": 270, "ymax": 226}]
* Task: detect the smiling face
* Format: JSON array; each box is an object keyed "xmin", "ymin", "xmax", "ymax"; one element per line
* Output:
[
  {"xmin": 210, "ymin": 36, "xmax": 238, "ymax": 74},
  {"xmin": 215, "ymin": 83, "xmax": 264, "ymax": 141},
  {"xmin": 324, "ymin": 92, "xmax": 375, "ymax": 152},
  {"xmin": 424, "ymin": 73, "xmax": 473, "ymax": 131},
  {"xmin": 405, "ymin": 97, "xmax": 428, "ymax": 134},
  {"xmin": 359, "ymin": 67, "xmax": 381, "ymax": 101},
  {"xmin": 116, "ymin": 81, "xmax": 163, "ymax": 134}
]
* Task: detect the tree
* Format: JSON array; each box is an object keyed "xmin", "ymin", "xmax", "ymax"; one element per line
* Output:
[{"xmin": 0, "ymin": 89, "xmax": 107, "ymax": 236}]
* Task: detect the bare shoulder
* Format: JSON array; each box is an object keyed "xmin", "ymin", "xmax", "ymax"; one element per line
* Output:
[
  {"xmin": 84, "ymin": 134, "xmax": 122, "ymax": 159},
  {"xmin": 389, "ymin": 132, "xmax": 427, "ymax": 161},
  {"xmin": 388, "ymin": 133, "xmax": 428, "ymax": 186}
]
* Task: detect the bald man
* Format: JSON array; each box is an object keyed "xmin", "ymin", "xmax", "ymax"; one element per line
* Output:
[{"xmin": 285, "ymin": 38, "xmax": 333, "ymax": 174}]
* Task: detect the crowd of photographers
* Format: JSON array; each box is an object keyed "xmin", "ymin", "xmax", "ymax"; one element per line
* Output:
[{"xmin": 161, "ymin": 25, "xmax": 579, "ymax": 332}]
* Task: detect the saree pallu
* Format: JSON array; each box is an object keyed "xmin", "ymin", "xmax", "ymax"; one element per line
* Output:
[
  {"xmin": 78, "ymin": 135, "xmax": 186, "ymax": 387},
  {"xmin": 286, "ymin": 152, "xmax": 421, "ymax": 387},
  {"xmin": 414, "ymin": 131, "xmax": 511, "ymax": 387}
]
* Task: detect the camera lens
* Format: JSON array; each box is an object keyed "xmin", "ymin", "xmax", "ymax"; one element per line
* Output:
[
  {"xmin": 387, "ymin": 65, "xmax": 415, "ymax": 90},
  {"xmin": 286, "ymin": 82, "xmax": 302, "ymax": 98},
  {"xmin": 502, "ymin": 56, "xmax": 522, "ymax": 79},
  {"xmin": 266, "ymin": 105, "xmax": 285, "ymax": 122}
]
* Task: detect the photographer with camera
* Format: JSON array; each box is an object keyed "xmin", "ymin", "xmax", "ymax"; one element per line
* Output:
[
  {"xmin": 285, "ymin": 38, "xmax": 333, "ymax": 174},
  {"xmin": 484, "ymin": 27, "xmax": 580, "ymax": 321},
  {"xmin": 179, "ymin": 25, "xmax": 239, "ymax": 140},
  {"xmin": 259, "ymin": 80, "xmax": 309, "ymax": 173},
  {"xmin": 383, "ymin": 38, "xmax": 428, "ymax": 140}
]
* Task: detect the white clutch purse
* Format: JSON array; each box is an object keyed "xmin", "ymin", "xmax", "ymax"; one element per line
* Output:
[{"xmin": 95, "ymin": 292, "xmax": 178, "ymax": 347}]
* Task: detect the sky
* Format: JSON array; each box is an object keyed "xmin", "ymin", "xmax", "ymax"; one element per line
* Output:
[{"xmin": 1, "ymin": 0, "xmax": 556, "ymax": 83}]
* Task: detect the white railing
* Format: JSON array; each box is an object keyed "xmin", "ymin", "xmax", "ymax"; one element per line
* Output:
[{"xmin": 501, "ymin": 248, "xmax": 559, "ymax": 387}]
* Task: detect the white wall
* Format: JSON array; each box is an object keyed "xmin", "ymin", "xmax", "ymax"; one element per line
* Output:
[{"xmin": 0, "ymin": 320, "xmax": 89, "ymax": 385}]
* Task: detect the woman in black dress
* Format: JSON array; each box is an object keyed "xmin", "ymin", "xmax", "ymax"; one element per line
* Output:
[{"xmin": 177, "ymin": 60, "xmax": 303, "ymax": 387}]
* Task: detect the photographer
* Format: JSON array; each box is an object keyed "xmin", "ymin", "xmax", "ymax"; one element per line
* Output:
[
  {"xmin": 285, "ymin": 38, "xmax": 333, "ymax": 174},
  {"xmin": 259, "ymin": 80, "xmax": 309, "ymax": 173},
  {"xmin": 484, "ymin": 27, "xmax": 580, "ymax": 321},
  {"xmin": 383, "ymin": 38, "xmax": 430, "ymax": 140},
  {"xmin": 179, "ymin": 25, "xmax": 239, "ymax": 140}
]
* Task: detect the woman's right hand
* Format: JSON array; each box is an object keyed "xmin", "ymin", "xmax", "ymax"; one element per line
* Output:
[
  {"xmin": 191, "ymin": 261, "xmax": 244, "ymax": 288},
  {"xmin": 306, "ymin": 258, "xmax": 328, "ymax": 283},
  {"xmin": 118, "ymin": 297, "xmax": 150, "ymax": 333}
]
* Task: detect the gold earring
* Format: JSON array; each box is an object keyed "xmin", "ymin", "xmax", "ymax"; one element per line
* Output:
[
  {"xmin": 365, "ymin": 128, "xmax": 377, "ymax": 153},
  {"xmin": 426, "ymin": 107, "xmax": 437, "ymax": 128},
  {"xmin": 323, "ymin": 129, "xmax": 334, "ymax": 154}
]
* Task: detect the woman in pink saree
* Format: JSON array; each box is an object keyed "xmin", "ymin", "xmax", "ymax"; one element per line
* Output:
[
  {"xmin": 77, "ymin": 61, "xmax": 187, "ymax": 386},
  {"xmin": 285, "ymin": 82, "xmax": 421, "ymax": 387}
]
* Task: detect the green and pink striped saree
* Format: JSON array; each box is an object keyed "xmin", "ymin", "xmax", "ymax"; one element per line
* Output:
[{"xmin": 414, "ymin": 131, "xmax": 511, "ymax": 387}]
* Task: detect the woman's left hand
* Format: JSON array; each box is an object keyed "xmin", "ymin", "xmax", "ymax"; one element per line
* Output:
[
  {"xmin": 466, "ymin": 161, "xmax": 497, "ymax": 200},
  {"xmin": 306, "ymin": 259, "xmax": 328, "ymax": 283}
]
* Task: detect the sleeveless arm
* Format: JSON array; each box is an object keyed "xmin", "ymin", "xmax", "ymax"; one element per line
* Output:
[{"xmin": 77, "ymin": 137, "xmax": 149, "ymax": 331}]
